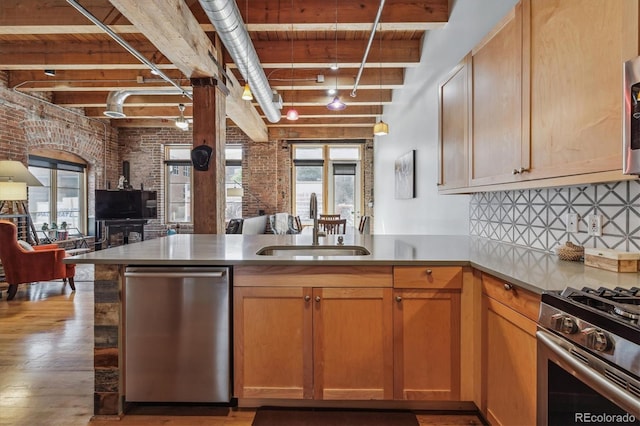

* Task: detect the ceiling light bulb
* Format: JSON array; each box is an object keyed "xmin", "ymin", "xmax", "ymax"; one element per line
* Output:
[
  {"xmin": 286, "ymin": 108, "xmax": 299, "ymax": 121},
  {"xmin": 175, "ymin": 104, "xmax": 189, "ymax": 130},
  {"xmin": 242, "ymin": 83, "xmax": 253, "ymax": 101},
  {"xmin": 327, "ymin": 88, "xmax": 337, "ymax": 96},
  {"xmin": 327, "ymin": 96, "xmax": 346, "ymax": 111},
  {"xmin": 373, "ymin": 120, "xmax": 389, "ymax": 136},
  {"xmin": 330, "ymin": 63, "xmax": 339, "ymax": 71}
]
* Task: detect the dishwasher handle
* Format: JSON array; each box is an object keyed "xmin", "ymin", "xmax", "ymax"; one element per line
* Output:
[{"xmin": 125, "ymin": 271, "xmax": 226, "ymax": 279}]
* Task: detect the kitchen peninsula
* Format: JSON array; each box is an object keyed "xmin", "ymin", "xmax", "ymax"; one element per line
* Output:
[{"xmin": 69, "ymin": 234, "xmax": 640, "ymax": 423}]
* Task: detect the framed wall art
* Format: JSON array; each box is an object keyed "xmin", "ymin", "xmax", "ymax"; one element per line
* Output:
[{"xmin": 394, "ymin": 150, "xmax": 415, "ymax": 199}]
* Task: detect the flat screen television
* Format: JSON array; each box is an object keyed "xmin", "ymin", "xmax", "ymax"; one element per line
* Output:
[{"xmin": 95, "ymin": 190, "xmax": 157, "ymax": 221}]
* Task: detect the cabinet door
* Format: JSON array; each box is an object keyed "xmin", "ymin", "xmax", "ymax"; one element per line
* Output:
[
  {"xmin": 470, "ymin": 3, "xmax": 526, "ymax": 186},
  {"xmin": 482, "ymin": 295, "xmax": 537, "ymax": 426},
  {"xmin": 526, "ymin": 0, "xmax": 639, "ymax": 179},
  {"xmin": 313, "ymin": 287, "xmax": 393, "ymax": 400},
  {"xmin": 438, "ymin": 55, "xmax": 470, "ymax": 191},
  {"xmin": 234, "ymin": 286, "xmax": 313, "ymax": 399},
  {"xmin": 393, "ymin": 289, "xmax": 460, "ymax": 400}
]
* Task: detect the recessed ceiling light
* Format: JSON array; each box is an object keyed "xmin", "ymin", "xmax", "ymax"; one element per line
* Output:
[{"xmin": 44, "ymin": 70, "xmax": 56, "ymax": 77}]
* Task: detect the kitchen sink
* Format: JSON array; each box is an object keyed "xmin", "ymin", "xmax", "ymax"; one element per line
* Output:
[{"xmin": 256, "ymin": 245, "xmax": 371, "ymax": 256}]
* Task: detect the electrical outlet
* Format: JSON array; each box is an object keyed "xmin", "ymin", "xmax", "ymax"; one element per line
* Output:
[
  {"xmin": 566, "ymin": 213, "xmax": 579, "ymax": 233},
  {"xmin": 588, "ymin": 214, "xmax": 602, "ymax": 236}
]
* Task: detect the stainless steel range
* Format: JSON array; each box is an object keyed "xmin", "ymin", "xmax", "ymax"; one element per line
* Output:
[{"xmin": 537, "ymin": 286, "xmax": 640, "ymax": 425}]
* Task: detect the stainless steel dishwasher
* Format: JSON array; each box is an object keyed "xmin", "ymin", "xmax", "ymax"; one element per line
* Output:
[{"xmin": 124, "ymin": 266, "xmax": 231, "ymax": 403}]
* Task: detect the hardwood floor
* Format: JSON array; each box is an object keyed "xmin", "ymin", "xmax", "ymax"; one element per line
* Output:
[{"xmin": 0, "ymin": 268, "xmax": 484, "ymax": 426}]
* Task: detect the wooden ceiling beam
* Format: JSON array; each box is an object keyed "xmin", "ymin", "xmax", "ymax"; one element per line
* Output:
[
  {"xmin": 0, "ymin": 0, "xmax": 447, "ymax": 28},
  {"xmin": 0, "ymin": 39, "xmax": 419, "ymax": 68},
  {"xmin": 108, "ymin": 0, "xmax": 219, "ymax": 79},
  {"xmin": 269, "ymin": 126, "xmax": 374, "ymax": 140}
]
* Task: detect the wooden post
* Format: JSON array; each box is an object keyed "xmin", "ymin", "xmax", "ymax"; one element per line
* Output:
[{"xmin": 190, "ymin": 77, "xmax": 229, "ymax": 234}]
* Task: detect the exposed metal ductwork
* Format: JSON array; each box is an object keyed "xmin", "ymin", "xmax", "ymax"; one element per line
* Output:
[
  {"xmin": 104, "ymin": 89, "xmax": 192, "ymax": 118},
  {"xmin": 198, "ymin": 0, "xmax": 282, "ymax": 123}
]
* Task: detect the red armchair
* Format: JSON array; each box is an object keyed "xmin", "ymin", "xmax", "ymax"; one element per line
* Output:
[{"xmin": 0, "ymin": 220, "xmax": 76, "ymax": 301}]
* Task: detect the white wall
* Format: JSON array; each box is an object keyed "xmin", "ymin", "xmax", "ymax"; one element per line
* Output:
[{"xmin": 373, "ymin": 0, "xmax": 519, "ymax": 234}]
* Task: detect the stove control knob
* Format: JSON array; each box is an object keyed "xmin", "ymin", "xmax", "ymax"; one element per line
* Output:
[
  {"xmin": 551, "ymin": 314, "xmax": 578, "ymax": 334},
  {"xmin": 582, "ymin": 328, "xmax": 611, "ymax": 352}
]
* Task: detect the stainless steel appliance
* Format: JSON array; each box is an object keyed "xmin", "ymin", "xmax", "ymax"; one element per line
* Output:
[
  {"xmin": 124, "ymin": 266, "xmax": 231, "ymax": 403},
  {"xmin": 537, "ymin": 286, "xmax": 640, "ymax": 425},
  {"xmin": 624, "ymin": 56, "xmax": 640, "ymax": 175}
]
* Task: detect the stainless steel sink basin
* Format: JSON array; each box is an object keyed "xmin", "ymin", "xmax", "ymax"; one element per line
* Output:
[{"xmin": 256, "ymin": 245, "xmax": 371, "ymax": 256}]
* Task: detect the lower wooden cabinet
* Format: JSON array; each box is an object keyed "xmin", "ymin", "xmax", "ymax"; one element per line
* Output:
[
  {"xmin": 481, "ymin": 274, "xmax": 539, "ymax": 426},
  {"xmin": 393, "ymin": 266, "xmax": 463, "ymax": 401},
  {"xmin": 313, "ymin": 287, "xmax": 393, "ymax": 400},
  {"xmin": 233, "ymin": 286, "xmax": 312, "ymax": 399},
  {"xmin": 233, "ymin": 284, "xmax": 393, "ymax": 400}
]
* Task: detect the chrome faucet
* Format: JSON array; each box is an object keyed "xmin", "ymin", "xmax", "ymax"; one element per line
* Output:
[{"xmin": 310, "ymin": 192, "xmax": 319, "ymax": 245}]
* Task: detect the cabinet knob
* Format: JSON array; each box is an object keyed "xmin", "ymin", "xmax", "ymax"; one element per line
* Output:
[
  {"xmin": 512, "ymin": 167, "xmax": 529, "ymax": 175},
  {"xmin": 425, "ymin": 269, "xmax": 432, "ymax": 275},
  {"xmin": 315, "ymin": 296, "xmax": 321, "ymax": 302},
  {"xmin": 504, "ymin": 283, "xmax": 513, "ymax": 291},
  {"xmin": 304, "ymin": 295, "xmax": 311, "ymax": 302},
  {"xmin": 395, "ymin": 296, "xmax": 402, "ymax": 302}
]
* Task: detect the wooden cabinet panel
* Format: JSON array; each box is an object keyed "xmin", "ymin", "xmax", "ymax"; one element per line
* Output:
[
  {"xmin": 481, "ymin": 273, "xmax": 540, "ymax": 322},
  {"xmin": 393, "ymin": 266, "xmax": 462, "ymax": 290},
  {"xmin": 313, "ymin": 287, "xmax": 394, "ymax": 400},
  {"xmin": 481, "ymin": 272, "xmax": 539, "ymax": 426},
  {"xmin": 234, "ymin": 286, "xmax": 313, "ymax": 399},
  {"xmin": 393, "ymin": 289, "xmax": 461, "ymax": 400},
  {"xmin": 526, "ymin": 0, "xmax": 639, "ymax": 179},
  {"xmin": 470, "ymin": 4, "xmax": 526, "ymax": 186},
  {"xmin": 438, "ymin": 55, "xmax": 470, "ymax": 190},
  {"xmin": 483, "ymin": 296, "xmax": 537, "ymax": 426}
]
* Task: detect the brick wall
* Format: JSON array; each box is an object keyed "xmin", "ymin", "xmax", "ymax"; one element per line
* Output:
[{"xmin": 0, "ymin": 71, "xmax": 119, "ymax": 222}]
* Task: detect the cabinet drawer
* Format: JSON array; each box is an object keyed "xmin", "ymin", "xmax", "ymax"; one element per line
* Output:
[
  {"xmin": 393, "ymin": 266, "xmax": 462, "ymax": 290},
  {"xmin": 481, "ymin": 274, "xmax": 540, "ymax": 322}
]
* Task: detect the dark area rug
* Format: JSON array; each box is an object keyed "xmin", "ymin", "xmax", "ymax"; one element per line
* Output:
[{"xmin": 252, "ymin": 407, "xmax": 419, "ymax": 426}]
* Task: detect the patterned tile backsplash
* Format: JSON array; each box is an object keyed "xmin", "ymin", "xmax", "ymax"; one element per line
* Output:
[{"xmin": 470, "ymin": 180, "xmax": 640, "ymax": 253}]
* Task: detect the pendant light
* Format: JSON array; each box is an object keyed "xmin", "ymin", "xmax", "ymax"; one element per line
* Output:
[
  {"xmin": 285, "ymin": 0, "xmax": 299, "ymax": 121},
  {"xmin": 373, "ymin": 28, "xmax": 388, "ymax": 136},
  {"xmin": 175, "ymin": 103, "xmax": 189, "ymax": 130},
  {"xmin": 326, "ymin": 0, "xmax": 346, "ymax": 111},
  {"xmin": 242, "ymin": 0, "xmax": 253, "ymax": 101}
]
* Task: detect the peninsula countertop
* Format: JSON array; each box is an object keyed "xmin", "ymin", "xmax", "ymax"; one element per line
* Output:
[{"xmin": 66, "ymin": 234, "xmax": 640, "ymax": 294}]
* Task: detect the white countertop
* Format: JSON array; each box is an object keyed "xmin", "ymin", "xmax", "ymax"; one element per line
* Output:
[{"xmin": 67, "ymin": 234, "xmax": 640, "ymax": 294}]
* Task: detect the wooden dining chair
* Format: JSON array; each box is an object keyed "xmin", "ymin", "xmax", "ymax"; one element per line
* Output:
[
  {"xmin": 319, "ymin": 214, "xmax": 341, "ymax": 220},
  {"xmin": 318, "ymin": 218, "xmax": 347, "ymax": 234}
]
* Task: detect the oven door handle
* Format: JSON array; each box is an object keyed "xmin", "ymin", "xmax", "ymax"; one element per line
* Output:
[{"xmin": 537, "ymin": 330, "xmax": 640, "ymax": 417}]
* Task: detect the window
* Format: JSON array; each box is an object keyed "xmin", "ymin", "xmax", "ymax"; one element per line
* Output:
[
  {"xmin": 28, "ymin": 155, "xmax": 87, "ymax": 233},
  {"xmin": 165, "ymin": 145, "xmax": 192, "ymax": 223},
  {"xmin": 225, "ymin": 146, "xmax": 242, "ymax": 220},
  {"xmin": 292, "ymin": 144, "xmax": 363, "ymax": 227},
  {"xmin": 164, "ymin": 145, "xmax": 243, "ymax": 223}
]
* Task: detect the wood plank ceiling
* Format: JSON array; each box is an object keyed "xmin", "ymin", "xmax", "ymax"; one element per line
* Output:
[{"xmin": 0, "ymin": 0, "xmax": 448, "ymax": 141}]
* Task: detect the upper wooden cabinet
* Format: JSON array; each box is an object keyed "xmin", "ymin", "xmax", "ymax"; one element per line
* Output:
[
  {"xmin": 440, "ymin": 0, "xmax": 640, "ymax": 193},
  {"xmin": 525, "ymin": 0, "xmax": 638, "ymax": 180},
  {"xmin": 470, "ymin": 3, "xmax": 526, "ymax": 187},
  {"xmin": 438, "ymin": 55, "xmax": 470, "ymax": 190}
]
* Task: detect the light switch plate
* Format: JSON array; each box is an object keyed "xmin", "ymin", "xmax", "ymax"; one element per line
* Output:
[{"xmin": 566, "ymin": 213, "xmax": 579, "ymax": 233}]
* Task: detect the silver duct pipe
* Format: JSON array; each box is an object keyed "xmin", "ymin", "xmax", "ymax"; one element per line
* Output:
[
  {"xmin": 65, "ymin": 0, "xmax": 192, "ymax": 100},
  {"xmin": 350, "ymin": 0, "xmax": 387, "ymax": 98},
  {"xmin": 198, "ymin": 0, "xmax": 281, "ymax": 123},
  {"xmin": 104, "ymin": 89, "xmax": 192, "ymax": 118}
]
